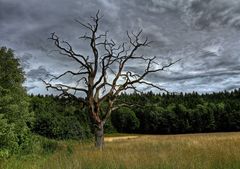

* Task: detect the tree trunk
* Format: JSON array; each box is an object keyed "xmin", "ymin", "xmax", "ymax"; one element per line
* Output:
[{"xmin": 94, "ymin": 122, "xmax": 104, "ymax": 150}]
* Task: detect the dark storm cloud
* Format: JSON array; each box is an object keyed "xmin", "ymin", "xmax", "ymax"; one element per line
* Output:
[
  {"xmin": 150, "ymin": 69, "xmax": 240, "ymax": 83},
  {"xmin": 18, "ymin": 53, "xmax": 33, "ymax": 69},
  {"xmin": 187, "ymin": 0, "xmax": 240, "ymax": 30},
  {"xmin": 0, "ymin": 0, "xmax": 240, "ymax": 94},
  {"xmin": 27, "ymin": 66, "xmax": 50, "ymax": 80}
]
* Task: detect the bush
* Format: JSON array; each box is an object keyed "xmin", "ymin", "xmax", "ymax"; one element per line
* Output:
[{"xmin": 0, "ymin": 115, "xmax": 17, "ymax": 158}]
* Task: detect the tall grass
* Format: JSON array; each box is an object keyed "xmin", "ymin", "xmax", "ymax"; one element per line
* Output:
[{"xmin": 2, "ymin": 132, "xmax": 240, "ymax": 169}]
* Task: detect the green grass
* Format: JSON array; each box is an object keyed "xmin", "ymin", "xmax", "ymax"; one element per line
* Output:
[{"xmin": 1, "ymin": 132, "xmax": 240, "ymax": 169}]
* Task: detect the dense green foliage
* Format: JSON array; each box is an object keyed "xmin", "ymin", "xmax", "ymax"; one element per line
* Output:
[
  {"xmin": 117, "ymin": 91, "xmax": 240, "ymax": 134},
  {"xmin": 111, "ymin": 107, "xmax": 140, "ymax": 133},
  {"xmin": 30, "ymin": 89, "xmax": 240, "ymax": 137},
  {"xmin": 0, "ymin": 47, "xmax": 33, "ymax": 157},
  {"xmin": 29, "ymin": 95, "xmax": 92, "ymax": 140}
]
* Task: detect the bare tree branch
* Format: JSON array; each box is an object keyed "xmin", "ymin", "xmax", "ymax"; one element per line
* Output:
[{"xmin": 43, "ymin": 11, "xmax": 179, "ymax": 149}]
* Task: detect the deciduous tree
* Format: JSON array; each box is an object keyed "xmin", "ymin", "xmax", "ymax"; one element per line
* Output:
[{"xmin": 0, "ymin": 47, "xmax": 33, "ymax": 157}]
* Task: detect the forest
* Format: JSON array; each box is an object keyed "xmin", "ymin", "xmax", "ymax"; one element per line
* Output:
[
  {"xmin": 30, "ymin": 89, "xmax": 240, "ymax": 139},
  {"xmin": 1, "ymin": 46, "xmax": 240, "ymax": 159}
]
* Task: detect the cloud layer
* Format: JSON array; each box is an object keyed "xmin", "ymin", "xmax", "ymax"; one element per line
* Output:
[{"xmin": 0, "ymin": 0, "xmax": 240, "ymax": 94}]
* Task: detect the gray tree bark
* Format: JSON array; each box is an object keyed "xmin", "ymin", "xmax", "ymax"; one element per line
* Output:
[{"xmin": 94, "ymin": 122, "xmax": 104, "ymax": 150}]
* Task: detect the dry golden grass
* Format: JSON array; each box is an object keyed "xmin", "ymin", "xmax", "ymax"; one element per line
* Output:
[
  {"xmin": 2, "ymin": 132, "xmax": 240, "ymax": 169},
  {"xmin": 105, "ymin": 136, "xmax": 139, "ymax": 142}
]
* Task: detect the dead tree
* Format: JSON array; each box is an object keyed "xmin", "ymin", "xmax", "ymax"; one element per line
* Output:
[{"xmin": 43, "ymin": 11, "xmax": 179, "ymax": 149}]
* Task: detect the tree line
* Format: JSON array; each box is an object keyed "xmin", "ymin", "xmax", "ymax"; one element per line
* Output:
[{"xmin": 30, "ymin": 89, "xmax": 240, "ymax": 138}]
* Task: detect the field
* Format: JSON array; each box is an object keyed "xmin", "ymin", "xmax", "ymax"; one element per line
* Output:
[{"xmin": 2, "ymin": 132, "xmax": 240, "ymax": 169}]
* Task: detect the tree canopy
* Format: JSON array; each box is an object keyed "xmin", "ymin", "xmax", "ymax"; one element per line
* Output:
[{"xmin": 0, "ymin": 47, "xmax": 33, "ymax": 157}]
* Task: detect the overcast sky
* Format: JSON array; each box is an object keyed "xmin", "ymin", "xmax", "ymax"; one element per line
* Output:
[{"xmin": 1, "ymin": 0, "xmax": 240, "ymax": 94}]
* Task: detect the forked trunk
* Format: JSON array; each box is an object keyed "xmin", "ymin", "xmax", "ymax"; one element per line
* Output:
[{"xmin": 95, "ymin": 122, "xmax": 104, "ymax": 150}]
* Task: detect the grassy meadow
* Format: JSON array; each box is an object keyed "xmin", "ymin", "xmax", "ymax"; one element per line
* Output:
[{"xmin": 1, "ymin": 132, "xmax": 240, "ymax": 169}]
